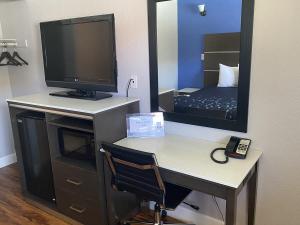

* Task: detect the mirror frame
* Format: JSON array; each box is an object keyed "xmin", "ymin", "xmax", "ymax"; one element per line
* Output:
[{"xmin": 148, "ymin": 0, "xmax": 255, "ymax": 132}]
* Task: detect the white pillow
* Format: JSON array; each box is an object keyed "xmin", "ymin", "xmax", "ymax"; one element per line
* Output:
[
  {"xmin": 217, "ymin": 64, "xmax": 239, "ymax": 87},
  {"xmin": 234, "ymin": 64, "xmax": 240, "ymax": 86}
]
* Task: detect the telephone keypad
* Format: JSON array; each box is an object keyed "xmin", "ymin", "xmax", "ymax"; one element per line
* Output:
[{"xmin": 236, "ymin": 139, "xmax": 251, "ymax": 155}]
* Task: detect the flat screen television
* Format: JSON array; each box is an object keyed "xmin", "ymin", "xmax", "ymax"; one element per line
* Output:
[{"xmin": 40, "ymin": 14, "xmax": 117, "ymax": 100}]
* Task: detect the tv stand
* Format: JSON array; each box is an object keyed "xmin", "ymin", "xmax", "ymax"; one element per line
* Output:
[
  {"xmin": 50, "ymin": 90, "xmax": 112, "ymax": 101},
  {"xmin": 7, "ymin": 93, "xmax": 140, "ymax": 225}
]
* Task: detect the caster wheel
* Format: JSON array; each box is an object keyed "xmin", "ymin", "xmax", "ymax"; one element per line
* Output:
[
  {"xmin": 119, "ymin": 222, "xmax": 130, "ymax": 225},
  {"xmin": 161, "ymin": 210, "xmax": 167, "ymax": 218}
]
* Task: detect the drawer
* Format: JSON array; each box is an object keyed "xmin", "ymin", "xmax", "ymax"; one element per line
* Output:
[
  {"xmin": 56, "ymin": 188, "xmax": 101, "ymax": 225},
  {"xmin": 52, "ymin": 159, "xmax": 99, "ymax": 200}
]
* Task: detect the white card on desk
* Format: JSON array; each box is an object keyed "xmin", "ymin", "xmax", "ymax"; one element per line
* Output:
[{"xmin": 126, "ymin": 113, "xmax": 165, "ymax": 138}]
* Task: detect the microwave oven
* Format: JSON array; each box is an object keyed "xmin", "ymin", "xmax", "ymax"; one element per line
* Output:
[{"xmin": 58, "ymin": 128, "xmax": 95, "ymax": 162}]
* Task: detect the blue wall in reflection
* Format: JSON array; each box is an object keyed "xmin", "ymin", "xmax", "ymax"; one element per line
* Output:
[{"xmin": 178, "ymin": 0, "xmax": 242, "ymax": 89}]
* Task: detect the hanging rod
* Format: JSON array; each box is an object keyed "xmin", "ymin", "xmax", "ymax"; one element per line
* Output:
[{"xmin": 0, "ymin": 39, "xmax": 28, "ymax": 48}]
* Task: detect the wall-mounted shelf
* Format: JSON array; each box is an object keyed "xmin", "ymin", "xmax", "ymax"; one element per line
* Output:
[{"xmin": 0, "ymin": 39, "xmax": 28, "ymax": 48}]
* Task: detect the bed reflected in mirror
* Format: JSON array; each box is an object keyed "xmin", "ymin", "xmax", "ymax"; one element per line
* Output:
[{"xmin": 157, "ymin": 0, "xmax": 242, "ymax": 121}]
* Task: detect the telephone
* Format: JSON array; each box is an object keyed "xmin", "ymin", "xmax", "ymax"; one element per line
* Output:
[
  {"xmin": 225, "ymin": 136, "xmax": 251, "ymax": 159},
  {"xmin": 210, "ymin": 136, "xmax": 251, "ymax": 164}
]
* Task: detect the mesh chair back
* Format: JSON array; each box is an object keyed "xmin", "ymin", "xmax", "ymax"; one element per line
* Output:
[{"xmin": 102, "ymin": 142, "xmax": 165, "ymax": 205}]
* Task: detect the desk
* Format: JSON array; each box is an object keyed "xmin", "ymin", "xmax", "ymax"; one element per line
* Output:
[
  {"xmin": 115, "ymin": 134, "xmax": 262, "ymax": 225},
  {"xmin": 178, "ymin": 88, "xmax": 201, "ymax": 94},
  {"xmin": 159, "ymin": 88, "xmax": 175, "ymax": 112}
]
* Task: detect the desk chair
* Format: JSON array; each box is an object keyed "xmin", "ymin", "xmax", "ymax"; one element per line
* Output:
[{"xmin": 102, "ymin": 142, "xmax": 194, "ymax": 225}]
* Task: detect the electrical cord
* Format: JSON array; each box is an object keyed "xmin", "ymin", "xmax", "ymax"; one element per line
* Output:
[
  {"xmin": 126, "ymin": 78, "xmax": 134, "ymax": 97},
  {"xmin": 210, "ymin": 148, "xmax": 229, "ymax": 164},
  {"xmin": 212, "ymin": 196, "xmax": 224, "ymax": 222},
  {"xmin": 183, "ymin": 201, "xmax": 200, "ymax": 211}
]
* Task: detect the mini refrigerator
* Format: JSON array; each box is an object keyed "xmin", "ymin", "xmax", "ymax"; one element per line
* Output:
[{"xmin": 17, "ymin": 112, "xmax": 55, "ymax": 203}]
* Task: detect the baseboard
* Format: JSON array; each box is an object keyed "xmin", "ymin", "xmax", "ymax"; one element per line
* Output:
[
  {"xmin": 167, "ymin": 205, "xmax": 224, "ymax": 225},
  {"xmin": 0, "ymin": 153, "xmax": 17, "ymax": 168}
]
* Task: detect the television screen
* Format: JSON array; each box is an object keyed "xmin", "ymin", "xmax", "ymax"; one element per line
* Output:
[{"xmin": 40, "ymin": 14, "xmax": 117, "ymax": 92}]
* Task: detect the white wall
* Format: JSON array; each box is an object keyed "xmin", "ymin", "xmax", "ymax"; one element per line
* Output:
[
  {"xmin": 0, "ymin": 0, "xmax": 300, "ymax": 225},
  {"xmin": 0, "ymin": 21, "xmax": 15, "ymax": 165},
  {"xmin": 165, "ymin": 1, "xmax": 300, "ymax": 225},
  {"xmin": 0, "ymin": 0, "xmax": 150, "ymax": 111},
  {"xmin": 157, "ymin": 0, "xmax": 178, "ymax": 90}
]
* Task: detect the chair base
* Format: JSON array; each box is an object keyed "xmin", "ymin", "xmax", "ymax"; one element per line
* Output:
[
  {"xmin": 123, "ymin": 221, "xmax": 193, "ymax": 225},
  {"xmin": 123, "ymin": 203, "xmax": 195, "ymax": 225}
]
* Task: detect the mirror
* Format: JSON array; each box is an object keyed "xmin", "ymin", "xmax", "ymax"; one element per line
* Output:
[{"xmin": 148, "ymin": 0, "xmax": 254, "ymax": 132}]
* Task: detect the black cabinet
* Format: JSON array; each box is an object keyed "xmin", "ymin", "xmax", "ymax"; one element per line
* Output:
[{"xmin": 8, "ymin": 96, "xmax": 140, "ymax": 225}]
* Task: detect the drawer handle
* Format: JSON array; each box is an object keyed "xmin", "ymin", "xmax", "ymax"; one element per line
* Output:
[
  {"xmin": 66, "ymin": 179, "xmax": 82, "ymax": 186},
  {"xmin": 69, "ymin": 205, "xmax": 86, "ymax": 214}
]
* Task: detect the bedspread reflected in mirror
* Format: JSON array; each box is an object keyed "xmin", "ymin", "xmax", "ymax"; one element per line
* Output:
[{"xmin": 157, "ymin": 0, "xmax": 242, "ymax": 121}]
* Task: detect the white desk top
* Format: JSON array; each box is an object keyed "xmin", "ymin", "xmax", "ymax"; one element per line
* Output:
[
  {"xmin": 115, "ymin": 134, "xmax": 262, "ymax": 188},
  {"xmin": 159, "ymin": 88, "xmax": 175, "ymax": 95},
  {"xmin": 178, "ymin": 88, "xmax": 201, "ymax": 93},
  {"xmin": 7, "ymin": 92, "xmax": 139, "ymax": 115}
]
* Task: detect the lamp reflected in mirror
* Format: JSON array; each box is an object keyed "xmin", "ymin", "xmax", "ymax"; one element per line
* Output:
[{"xmin": 198, "ymin": 4, "xmax": 206, "ymax": 16}]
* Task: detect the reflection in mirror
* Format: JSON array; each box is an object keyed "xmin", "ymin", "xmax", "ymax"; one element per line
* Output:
[{"xmin": 157, "ymin": 0, "xmax": 242, "ymax": 121}]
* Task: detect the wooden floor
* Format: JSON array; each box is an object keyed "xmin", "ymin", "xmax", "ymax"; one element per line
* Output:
[{"xmin": 0, "ymin": 164, "xmax": 179, "ymax": 225}]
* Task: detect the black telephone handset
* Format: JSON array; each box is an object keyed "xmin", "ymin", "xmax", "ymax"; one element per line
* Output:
[{"xmin": 210, "ymin": 136, "xmax": 252, "ymax": 164}]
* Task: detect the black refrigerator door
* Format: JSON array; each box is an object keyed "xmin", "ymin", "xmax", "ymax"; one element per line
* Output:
[{"xmin": 17, "ymin": 112, "xmax": 55, "ymax": 203}]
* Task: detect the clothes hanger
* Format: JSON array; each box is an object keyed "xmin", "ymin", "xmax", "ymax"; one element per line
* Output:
[
  {"xmin": 12, "ymin": 47, "xmax": 28, "ymax": 65},
  {"xmin": 0, "ymin": 48, "xmax": 14, "ymax": 66},
  {"xmin": 8, "ymin": 47, "xmax": 22, "ymax": 66},
  {"xmin": 0, "ymin": 47, "xmax": 8, "ymax": 65},
  {"xmin": 0, "ymin": 47, "xmax": 22, "ymax": 66},
  {"xmin": 8, "ymin": 51, "xmax": 22, "ymax": 66}
]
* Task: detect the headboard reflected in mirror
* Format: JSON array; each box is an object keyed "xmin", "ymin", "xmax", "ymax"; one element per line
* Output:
[
  {"xmin": 204, "ymin": 32, "xmax": 240, "ymax": 87},
  {"xmin": 148, "ymin": 0, "xmax": 254, "ymax": 132}
]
